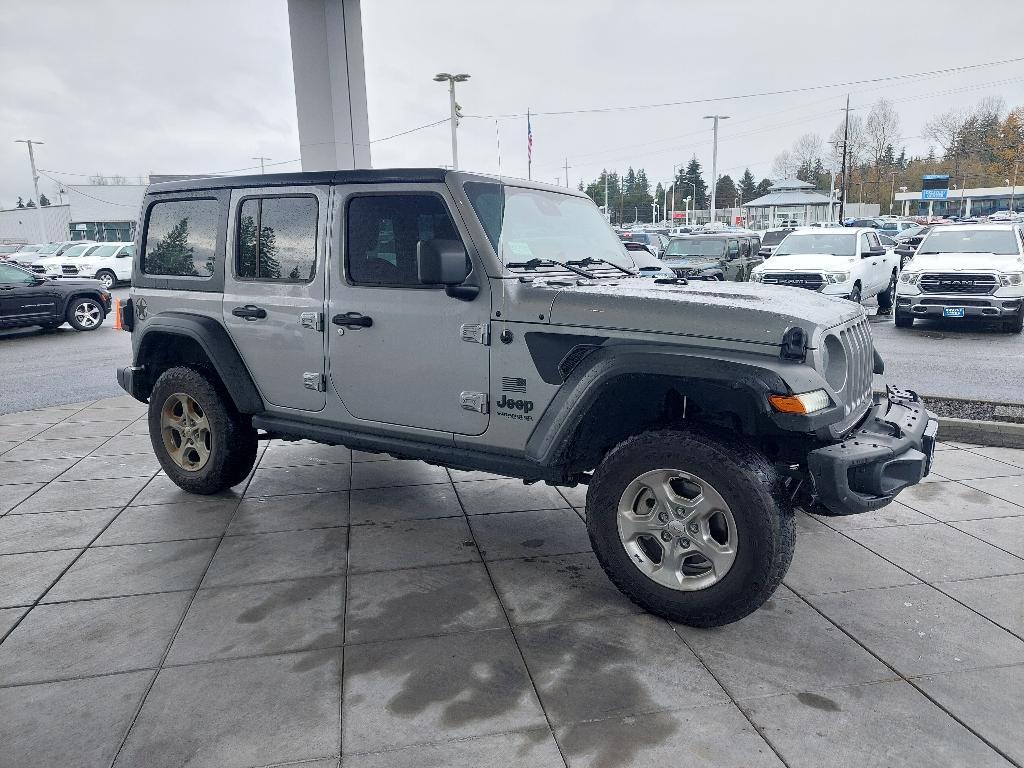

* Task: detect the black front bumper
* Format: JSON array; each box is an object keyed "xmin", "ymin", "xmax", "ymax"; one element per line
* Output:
[
  {"xmin": 807, "ymin": 387, "xmax": 937, "ymax": 516},
  {"xmin": 117, "ymin": 365, "xmax": 147, "ymax": 403}
]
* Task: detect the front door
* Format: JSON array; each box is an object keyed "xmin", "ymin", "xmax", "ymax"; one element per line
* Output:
[
  {"xmin": 724, "ymin": 238, "xmax": 742, "ymax": 280},
  {"xmin": 327, "ymin": 185, "xmax": 490, "ymax": 435},
  {"xmin": 0, "ymin": 263, "xmax": 56, "ymax": 324},
  {"xmin": 222, "ymin": 186, "xmax": 329, "ymax": 412}
]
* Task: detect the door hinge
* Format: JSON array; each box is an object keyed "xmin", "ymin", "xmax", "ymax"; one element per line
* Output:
[
  {"xmin": 299, "ymin": 311, "xmax": 323, "ymax": 332},
  {"xmin": 460, "ymin": 391, "xmax": 488, "ymax": 414},
  {"xmin": 303, "ymin": 372, "xmax": 326, "ymax": 392},
  {"xmin": 461, "ymin": 323, "xmax": 490, "ymax": 345}
]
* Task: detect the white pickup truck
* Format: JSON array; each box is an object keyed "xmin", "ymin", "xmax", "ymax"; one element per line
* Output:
[
  {"xmin": 895, "ymin": 223, "xmax": 1024, "ymax": 333},
  {"xmin": 751, "ymin": 228, "xmax": 898, "ymax": 307}
]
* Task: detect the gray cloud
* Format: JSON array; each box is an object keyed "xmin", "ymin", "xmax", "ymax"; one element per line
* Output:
[{"xmin": 2, "ymin": 0, "xmax": 1023, "ymax": 208}]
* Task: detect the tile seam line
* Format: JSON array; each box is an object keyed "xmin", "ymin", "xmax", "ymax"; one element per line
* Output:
[
  {"xmin": 786, "ymin": 579, "xmax": 1024, "ymax": 768},
  {"xmin": 106, "ymin": 471, "xmax": 253, "ymax": 768},
  {"xmin": 446, "ymin": 465, "xmax": 571, "ymax": 768}
]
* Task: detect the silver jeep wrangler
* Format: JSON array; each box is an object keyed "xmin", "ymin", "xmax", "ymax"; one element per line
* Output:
[{"xmin": 117, "ymin": 169, "xmax": 936, "ymax": 627}]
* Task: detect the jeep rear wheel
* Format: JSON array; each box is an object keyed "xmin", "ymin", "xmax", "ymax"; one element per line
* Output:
[
  {"xmin": 586, "ymin": 428, "xmax": 794, "ymax": 627},
  {"xmin": 148, "ymin": 366, "xmax": 257, "ymax": 494}
]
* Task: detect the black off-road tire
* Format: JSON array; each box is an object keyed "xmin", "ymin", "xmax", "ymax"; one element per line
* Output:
[
  {"xmin": 894, "ymin": 312, "xmax": 914, "ymax": 328},
  {"xmin": 585, "ymin": 428, "xmax": 795, "ymax": 628},
  {"xmin": 877, "ymin": 271, "xmax": 897, "ymax": 310},
  {"xmin": 148, "ymin": 366, "xmax": 258, "ymax": 495},
  {"xmin": 1005, "ymin": 312, "xmax": 1024, "ymax": 334},
  {"xmin": 96, "ymin": 269, "xmax": 117, "ymax": 290},
  {"xmin": 847, "ymin": 282, "xmax": 862, "ymax": 304}
]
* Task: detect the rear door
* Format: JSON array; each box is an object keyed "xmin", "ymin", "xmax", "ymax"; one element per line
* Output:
[
  {"xmin": 724, "ymin": 238, "xmax": 742, "ymax": 280},
  {"xmin": 222, "ymin": 186, "xmax": 329, "ymax": 412}
]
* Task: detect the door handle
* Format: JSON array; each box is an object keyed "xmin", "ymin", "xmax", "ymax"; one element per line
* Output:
[
  {"xmin": 332, "ymin": 312, "xmax": 373, "ymax": 329},
  {"xmin": 232, "ymin": 305, "xmax": 267, "ymax": 320}
]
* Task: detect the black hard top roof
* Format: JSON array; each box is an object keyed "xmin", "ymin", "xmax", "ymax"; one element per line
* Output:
[{"xmin": 147, "ymin": 168, "xmax": 452, "ymax": 194}]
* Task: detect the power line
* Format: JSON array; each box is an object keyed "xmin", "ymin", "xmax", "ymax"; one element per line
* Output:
[{"xmin": 466, "ymin": 55, "xmax": 1024, "ymax": 119}]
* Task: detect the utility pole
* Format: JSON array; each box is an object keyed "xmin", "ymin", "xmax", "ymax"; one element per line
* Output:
[
  {"xmin": 252, "ymin": 156, "xmax": 271, "ymax": 174},
  {"xmin": 839, "ymin": 95, "xmax": 851, "ymax": 223},
  {"xmin": 889, "ymin": 171, "xmax": 897, "ymax": 215},
  {"xmin": 434, "ymin": 73, "xmax": 470, "ymax": 171},
  {"xmin": 704, "ymin": 115, "xmax": 729, "ymax": 223},
  {"xmin": 603, "ymin": 171, "xmax": 609, "ymax": 222},
  {"xmin": 15, "ymin": 139, "xmax": 47, "ymax": 242},
  {"xmin": 563, "ymin": 158, "xmax": 571, "ymax": 188}
]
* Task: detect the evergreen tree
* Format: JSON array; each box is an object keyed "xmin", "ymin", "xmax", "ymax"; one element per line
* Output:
[
  {"xmin": 146, "ymin": 217, "xmax": 199, "ymax": 276},
  {"xmin": 678, "ymin": 156, "xmax": 708, "ymax": 209},
  {"xmin": 38, "ymin": 194, "xmax": 51, "ymax": 207},
  {"xmin": 26, "ymin": 199, "xmax": 36, "ymax": 208},
  {"xmin": 755, "ymin": 178, "xmax": 773, "ymax": 197},
  {"xmin": 16, "ymin": 197, "xmax": 24, "ymax": 208},
  {"xmin": 715, "ymin": 175, "xmax": 738, "ymax": 208},
  {"xmin": 737, "ymin": 169, "xmax": 757, "ymax": 203}
]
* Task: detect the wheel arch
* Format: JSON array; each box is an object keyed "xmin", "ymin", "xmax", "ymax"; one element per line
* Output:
[
  {"xmin": 133, "ymin": 313, "xmax": 263, "ymax": 414},
  {"xmin": 525, "ymin": 344, "xmax": 820, "ymax": 473}
]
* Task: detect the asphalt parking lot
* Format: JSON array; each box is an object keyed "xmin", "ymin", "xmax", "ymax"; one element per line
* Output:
[
  {"xmin": 0, "ymin": 396, "xmax": 1023, "ymax": 767},
  {"xmin": 1, "ymin": 290, "xmax": 1021, "ymax": 416}
]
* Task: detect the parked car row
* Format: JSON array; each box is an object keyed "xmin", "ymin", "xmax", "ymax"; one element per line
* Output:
[{"xmin": 4, "ymin": 240, "xmax": 133, "ymax": 289}]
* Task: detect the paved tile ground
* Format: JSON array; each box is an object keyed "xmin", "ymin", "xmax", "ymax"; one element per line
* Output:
[{"xmin": 1, "ymin": 397, "xmax": 1023, "ymax": 767}]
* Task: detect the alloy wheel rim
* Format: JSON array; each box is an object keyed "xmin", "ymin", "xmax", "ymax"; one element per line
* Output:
[
  {"xmin": 616, "ymin": 468, "xmax": 738, "ymax": 591},
  {"xmin": 100, "ymin": 274, "xmax": 114, "ymax": 288},
  {"xmin": 74, "ymin": 301, "xmax": 101, "ymax": 328},
  {"xmin": 160, "ymin": 392, "xmax": 212, "ymax": 471}
]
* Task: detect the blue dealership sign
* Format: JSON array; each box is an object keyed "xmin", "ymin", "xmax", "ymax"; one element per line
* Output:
[{"xmin": 921, "ymin": 188, "xmax": 948, "ymax": 200}]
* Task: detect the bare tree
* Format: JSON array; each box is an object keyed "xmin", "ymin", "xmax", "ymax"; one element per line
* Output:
[
  {"xmin": 792, "ymin": 133, "xmax": 824, "ymax": 170},
  {"xmin": 923, "ymin": 109, "xmax": 968, "ymax": 159},
  {"xmin": 829, "ymin": 114, "xmax": 866, "ymax": 170},
  {"xmin": 771, "ymin": 150, "xmax": 796, "ymax": 180},
  {"xmin": 864, "ymin": 99, "xmax": 901, "ymax": 169}
]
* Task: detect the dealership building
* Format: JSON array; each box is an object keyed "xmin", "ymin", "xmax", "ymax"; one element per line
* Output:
[
  {"xmin": 894, "ymin": 183, "xmax": 1021, "ymax": 218},
  {"xmin": 0, "ymin": 183, "xmax": 145, "ymax": 244}
]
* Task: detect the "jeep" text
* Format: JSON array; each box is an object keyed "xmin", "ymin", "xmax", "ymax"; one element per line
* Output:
[{"xmin": 496, "ymin": 395, "xmax": 534, "ymax": 414}]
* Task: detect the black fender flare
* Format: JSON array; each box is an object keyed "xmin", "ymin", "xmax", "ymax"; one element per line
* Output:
[
  {"xmin": 135, "ymin": 312, "xmax": 264, "ymax": 414},
  {"xmin": 524, "ymin": 342, "xmax": 834, "ymax": 467}
]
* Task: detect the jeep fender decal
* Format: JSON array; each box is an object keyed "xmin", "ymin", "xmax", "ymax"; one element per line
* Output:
[{"xmin": 524, "ymin": 332, "xmax": 608, "ymax": 385}]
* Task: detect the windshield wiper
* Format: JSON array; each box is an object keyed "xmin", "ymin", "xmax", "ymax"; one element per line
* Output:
[
  {"xmin": 506, "ymin": 258, "xmax": 594, "ymax": 278},
  {"xmin": 564, "ymin": 257, "xmax": 633, "ymax": 276}
]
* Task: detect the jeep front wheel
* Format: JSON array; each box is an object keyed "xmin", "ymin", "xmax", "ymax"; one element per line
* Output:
[
  {"xmin": 148, "ymin": 366, "xmax": 258, "ymax": 494},
  {"xmin": 586, "ymin": 428, "xmax": 794, "ymax": 627}
]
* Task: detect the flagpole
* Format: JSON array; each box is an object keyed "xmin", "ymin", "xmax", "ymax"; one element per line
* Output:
[{"xmin": 527, "ymin": 108, "xmax": 532, "ymax": 181}]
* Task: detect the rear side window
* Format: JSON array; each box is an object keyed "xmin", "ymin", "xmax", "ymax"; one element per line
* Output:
[
  {"xmin": 142, "ymin": 199, "xmax": 219, "ymax": 277},
  {"xmin": 236, "ymin": 196, "xmax": 318, "ymax": 282},
  {"xmin": 346, "ymin": 194, "xmax": 461, "ymax": 287}
]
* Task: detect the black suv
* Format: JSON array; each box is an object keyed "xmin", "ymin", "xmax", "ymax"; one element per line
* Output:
[{"xmin": 0, "ymin": 262, "xmax": 111, "ymax": 331}]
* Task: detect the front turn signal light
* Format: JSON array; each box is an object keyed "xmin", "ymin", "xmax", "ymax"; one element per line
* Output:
[{"xmin": 768, "ymin": 390, "xmax": 831, "ymax": 414}]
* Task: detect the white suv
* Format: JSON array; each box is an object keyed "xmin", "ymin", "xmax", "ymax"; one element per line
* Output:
[
  {"xmin": 58, "ymin": 242, "xmax": 134, "ymax": 288},
  {"xmin": 36, "ymin": 242, "xmax": 101, "ymax": 276},
  {"xmin": 895, "ymin": 224, "xmax": 1024, "ymax": 333},
  {"xmin": 751, "ymin": 228, "xmax": 898, "ymax": 307}
]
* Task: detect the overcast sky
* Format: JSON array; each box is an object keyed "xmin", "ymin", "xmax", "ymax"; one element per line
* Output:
[{"xmin": 2, "ymin": 0, "xmax": 1024, "ymax": 208}]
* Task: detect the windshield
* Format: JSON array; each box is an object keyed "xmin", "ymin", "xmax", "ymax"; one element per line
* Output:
[
  {"xmin": 464, "ymin": 182, "xmax": 635, "ymax": 270},
  {"xmin": 63, "ymin": 244, "xmax": 93, "ymax": 258},
  {"xmin": 761, "ymin": 230, "xmax": 790, "ymax": 246},
  {"xmin": 665, "ymin": 239, "xmax": 724, "ymax": 257},
  {"xmin": 774, "ymin": 233, "xmax": 857, "ymax": 257},
  {"xmin": 918, "ymin": 229, "xmax": 1020, "ymax": 255},
  {"xmin": 89, "ymin": 245, "xmax": 120, "ymax": 258},
  {"xmin": 35, "ymin": 244, "xmax": 60, "ymax": 255},
  {"xmin": 16, "ymin": 244, "xmax": 42, "ymax": 253}
]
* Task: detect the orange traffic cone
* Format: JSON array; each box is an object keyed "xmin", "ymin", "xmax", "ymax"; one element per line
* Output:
[{"xmin": 113, "ymin": 298, "xmax": 122, "ymax": 330}]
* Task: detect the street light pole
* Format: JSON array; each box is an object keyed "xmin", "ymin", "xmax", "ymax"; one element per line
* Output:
[
  {"xmin": 703, "ymin": 115, "xmax": 730, "ymax": 224},
  {"xmin": 252, "ymin": 156, "xmax": 271, "ymax": 174},
  {"xmin": 434, "ymin": 73, "xmax": 470, "ymax": 170},
  {"xmin": 15, "ymin": 139, "xmax": 47, "ymax": 242}
]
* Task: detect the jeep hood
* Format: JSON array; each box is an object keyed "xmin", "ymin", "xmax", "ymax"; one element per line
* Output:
[
  {"xmin": 904, "ymin": 252, "xmax": 1024, "ymax": 272},
  {"xmin": 545, "ymin": 280, "xmax": 860, "ymax": 346},
  {"xmin": 753, "ymin": 253, "xmax": 857, "ymax": 272}
]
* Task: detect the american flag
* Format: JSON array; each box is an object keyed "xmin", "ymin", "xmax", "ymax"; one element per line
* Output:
[{"xmin": 527, "ymin": 112, "xmax": 533, "ymax": 163}]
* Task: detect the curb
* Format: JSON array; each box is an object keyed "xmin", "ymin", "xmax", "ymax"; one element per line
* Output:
[{"xmin": 936, "ymin": 416, "xmax": 1024, "ymax": 449}]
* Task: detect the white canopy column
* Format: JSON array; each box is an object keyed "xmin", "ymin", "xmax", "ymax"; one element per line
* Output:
[{"xmin": 287, "ymin": 0, "xmax": 371, "ymax": 170}]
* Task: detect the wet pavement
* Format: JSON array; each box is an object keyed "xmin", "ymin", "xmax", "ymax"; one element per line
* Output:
[{"xmin": 1, "ymin": 396, "xmax": 1023, "ymax": 767}]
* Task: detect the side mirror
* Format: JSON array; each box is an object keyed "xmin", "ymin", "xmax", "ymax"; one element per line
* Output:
[{"xmin": 417, "ymin": 239, "xmax": 476, "ymax": 300}]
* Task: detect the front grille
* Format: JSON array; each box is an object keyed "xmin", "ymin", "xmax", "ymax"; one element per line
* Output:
[
  {"xmin": 919, "ymin": 273, "xmax": 997, "ymax": 295},
  {"xmin": 30, "ymin": 265, "xmax": 45, "ymax": 274},
  {"xmin": 830, "ymin": 316, "xmax": 875, "ymax": 434},
  {"xmin": 918, "ymin": 298, "xmax": 991, "ymax": 307},
  {"xmin": 761, "ymin": 273, "xmax": 824, "ymax": 291},
  {"xmin": 61, "ymin": 265, "xmax": 79, "ymax": 276},
  {"xmin": 671, "ymin": 266, "xmax": 700, "ymax": 277}
]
